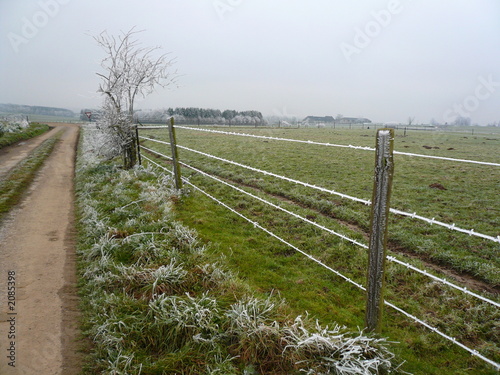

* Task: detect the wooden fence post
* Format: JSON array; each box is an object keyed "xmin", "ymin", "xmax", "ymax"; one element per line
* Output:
[
  {"xmin": 168, "ymin": 117, "xmax": 183, "ymax": 190},
  {"xmin": 365, "ymin": 128, "xmax": 394, "ymax": 333},
  {"xmin": 135, "ymin": 125, "xmax": 142, "ymax": 166}
]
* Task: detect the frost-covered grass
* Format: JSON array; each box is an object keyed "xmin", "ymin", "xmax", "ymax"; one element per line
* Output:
[
  {"xmin": 0, "ymin": 115, "xmax": 29, "ymax": 133},
  {"xmin": 0, "ymin": 120, "xmax": 50, "ymax": 148},
  {"xmin": 138, "ymin": 127, "xmax": 499, "ymax": 374},
  {"xmin": 75, "ymin": 126, "xmax": 403, "ymax": 374}
]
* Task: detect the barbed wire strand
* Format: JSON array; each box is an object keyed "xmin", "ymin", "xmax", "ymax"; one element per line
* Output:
[
  {"xmin": 384, "ymin": 301, "xmax": 500, "ymax": 371},
  {"xmin": 139, "ymin": 136, "xmax": 371, "ymax": 205},
  {"xmin": 139, "ymin": 136, "xmax": 500, "ymax": 244},
  {"xmin": 387, "ymin": 256, "xmax": 500, "ymax": 308},
  {"xmin": 141, "ymin": 145, "xmax": 500, "ymax": 309},
  {"xmin": 140, "ymin": 150, "xmax": 500, "ymax": 371},
  {"xmin": 154, "ymin": 125, "xmax": 500, "ymax": 167},
  {"xmin": 140, "ymin": 153, "xmax": 365, "ymax": 290}
]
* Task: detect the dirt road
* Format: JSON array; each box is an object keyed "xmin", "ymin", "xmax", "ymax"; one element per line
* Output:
[
  {"xmin": 0, "ymin": 125, "xmax": 61, "ymax": 180},
  {"xmin": 0, "ymin": 123, "xmax": 82, "ymax": 374}
]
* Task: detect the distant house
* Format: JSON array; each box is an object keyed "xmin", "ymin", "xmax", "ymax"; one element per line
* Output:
[
  {"xmin": 302, "ymin": 116, "xmax": 335, "ymax": 126},
  {"xmin": 302, "ymin": 116, "xmax": 371, "ymax": 127},
  {"xmin": 337, "ymin": 117, "xmax": 372, "ymax": 124}
]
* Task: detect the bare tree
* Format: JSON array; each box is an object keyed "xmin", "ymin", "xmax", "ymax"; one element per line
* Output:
[
  {"xmin": 407, "ymin": 116, "xmax": 415, "ymax": 127},
  {"xmin": 94, "ymin": 28, "xmax": 177, "ymax": 168}
]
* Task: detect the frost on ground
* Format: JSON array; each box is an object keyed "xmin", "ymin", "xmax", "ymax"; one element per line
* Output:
[
  {"xmin": 76, "ymin": 127, "xmax": 404, "ymax": 374},
  {"xmin": 0, "ymin": 115, "xmax": 29, "ymax": 135},
  {"xmin": 77, "ymin": 124, "xmax": 119, "ymax": 167}
]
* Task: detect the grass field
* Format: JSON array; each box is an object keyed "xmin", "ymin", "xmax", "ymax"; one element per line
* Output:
[
  {"xmin": 0, "ymin": 122, "xmax": 50, "ymax": 148},
  {"xmin": 140, "ymin": 125, "xmax": 500, "ymax": 374}
]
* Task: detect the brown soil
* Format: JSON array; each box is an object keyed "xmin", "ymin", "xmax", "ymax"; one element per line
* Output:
[
  {"xmin": 0, "ymin": 125, "xmax": 61, "ymax": 180},
  {"xmin": 0, "ymin": 123, "xmax": 83, "ymax": 374}
]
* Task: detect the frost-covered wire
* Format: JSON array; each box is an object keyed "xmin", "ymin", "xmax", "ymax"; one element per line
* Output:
[
  {"xmin": 392, "ymin": 150, "xmax": 500, "ymax": 167},
  {"xmin": 171, "ymin": 125, "xmax": 500, "ymax": 167},
  {"xmin": 141, "ymin": 153, "xmax": 366, "ymax": 291},
  {"xmin": 389, "ymin": 209, "xmax": 500, "ymax": 243},
  {"xmin": 141, "ymin": 152, "xmax": 500, "ymax": 371},
  {"xmin": 384, "ymin": 301, "xmax": 500, "ymax": 371},
  {"xmin": 387, "ymin": 256, "xmax": 500, "ymax": 308},
  {"xmin": 139, "ymin": 136, "xmax": 370, "ymax": 205},
  {"xmin": 174, "ymin": 125, "xmax": 376, "ymax": 151},
  {"xmin": 141, "ymin": 146, "xmax": 500, "ymax": 302},
  {"xmin": 142, "ymin": 146, "xmax": 500, "ymax": 307},
  {"xmin": 180, "ymin": 160, "xmax": 369, "ymax": 250},
  {"xmin": 140, "ymin": 136, "xmax": 500, "ymax": 244}
]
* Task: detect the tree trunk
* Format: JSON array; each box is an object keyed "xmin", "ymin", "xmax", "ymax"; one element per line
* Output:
[{"xmin": 122, "ymin": 134, "xmax": 138, "ymax": 169}]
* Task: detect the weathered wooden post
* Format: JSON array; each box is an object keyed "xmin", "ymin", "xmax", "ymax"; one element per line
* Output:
[
  {"xmin": 365, "ymin": 128, "xmax": 394, "ymax": 333},
  {"xmin": 168, "ymin": 117, "xmax": 183, "ymax": 190},
  {"xmin": 135, "ymin": 125, "xmax": 142, "ymax": 166}
]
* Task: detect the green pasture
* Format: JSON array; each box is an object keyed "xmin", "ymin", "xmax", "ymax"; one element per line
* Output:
[{"xmin": 140, "ymin": 126, "xmax": 500, "ymax": 374}]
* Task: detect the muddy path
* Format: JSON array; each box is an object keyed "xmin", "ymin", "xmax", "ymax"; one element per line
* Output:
[{"xmin": 0, "ymin": 123, "xmax": 82, "ymax": 374}]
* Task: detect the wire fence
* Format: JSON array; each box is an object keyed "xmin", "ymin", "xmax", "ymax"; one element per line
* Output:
[
  {"xmin": 137, "ymin": 125, "xmax": 500, "ymax": 371},
  {"xmin": 139, "ymin": 133, "xmax": 500, "ymax": 244},
  {"xmin": 140, "ymin": 144, "xmax": 499, "ymax": 308},
  {"xmin": 172, "ymin": 126, "xmax": 500, "ymax": 167}
]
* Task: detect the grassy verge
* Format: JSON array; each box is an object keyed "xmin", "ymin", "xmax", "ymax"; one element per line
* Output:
[
  {"xmin": 0, "ymin": 122, "xmax": 50, "ymax": 149},
  {"xmin": 0, "ymin": 135, "xmax": 59, "ymax": 216},
  {"xmin": 75, "ymin": 127, "xmax": 404, "ymax": 374}
]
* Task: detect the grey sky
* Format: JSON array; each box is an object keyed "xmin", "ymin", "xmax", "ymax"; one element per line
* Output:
[{"xmin": 1, "ymin": 0, "xmax": 499, "ymax": 124}]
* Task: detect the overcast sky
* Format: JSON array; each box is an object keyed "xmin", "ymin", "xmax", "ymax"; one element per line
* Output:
[{"xmin": 1, "ymin": 0, "xmax": 499, "ymax": 124}]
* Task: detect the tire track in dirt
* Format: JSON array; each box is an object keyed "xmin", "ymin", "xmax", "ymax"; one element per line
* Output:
[
  {"xmin": 0, "ymin": 125, "xmax": 61, "ymax": 181},
  {"xmin": 0, "ymin": 123, "xmax": 82, "ymax": 374}
]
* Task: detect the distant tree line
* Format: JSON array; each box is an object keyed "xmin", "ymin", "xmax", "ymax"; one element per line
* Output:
[
  {"xmin": 0, "ymin": 103, "xmax": 74, "ymax": 118},
  {"xmin": 136, "ymin": 107, "xmax": 266, "ymax": 125}
]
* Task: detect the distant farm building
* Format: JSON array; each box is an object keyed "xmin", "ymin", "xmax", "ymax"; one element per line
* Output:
[
  {"xmin": 301, "ymin": 116, "xmax": 371, "ymax": 127},
  {"xmin": 302, "ymin": 116, "xmax": 335, "ymax": 127},
  {"xmin": 337, "ymin": 117, "xmax": 372, "ymax": 125}
]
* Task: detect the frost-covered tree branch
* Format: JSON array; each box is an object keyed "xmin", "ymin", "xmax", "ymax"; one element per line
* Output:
[{"xmin": 94, "ymin": 27, "xmax": 177, "ymax": 168}]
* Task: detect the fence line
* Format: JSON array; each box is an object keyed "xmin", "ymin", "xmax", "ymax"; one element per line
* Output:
[
  {"xmin": 140, "ymin": 150, "xmax": 500, "ymax": 371},
  {"xmin": 139, "ymin": 136, "xmax": 370, "ymax": 205},
  {"xmin": 387, "ymin": 256, "xmax": 500, "ymax": 308},
  {"xmin": 388, "ymin": 209, "xmax": 500, "ymax": 243},
  {"xmin": 141, "ymin": 145, "xmax": 500, "ymax": 309},
  {"xmin": 141, "ymin": 153, "xmax": 365, "ymax": 290},
  {"xmin": 139, "ymin": 135, "xmax": 500, "ymax": 244},
  {"xmin": 141, "ymin": 145, "xmax": 368, "ymax": 249},
  {"xmin": 384, "ymin": 301, "xmax": 500, "ymax": 371},
  {"xmin": 168, "ymin": 125, "xmax": 500, "ymax": 167}
]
